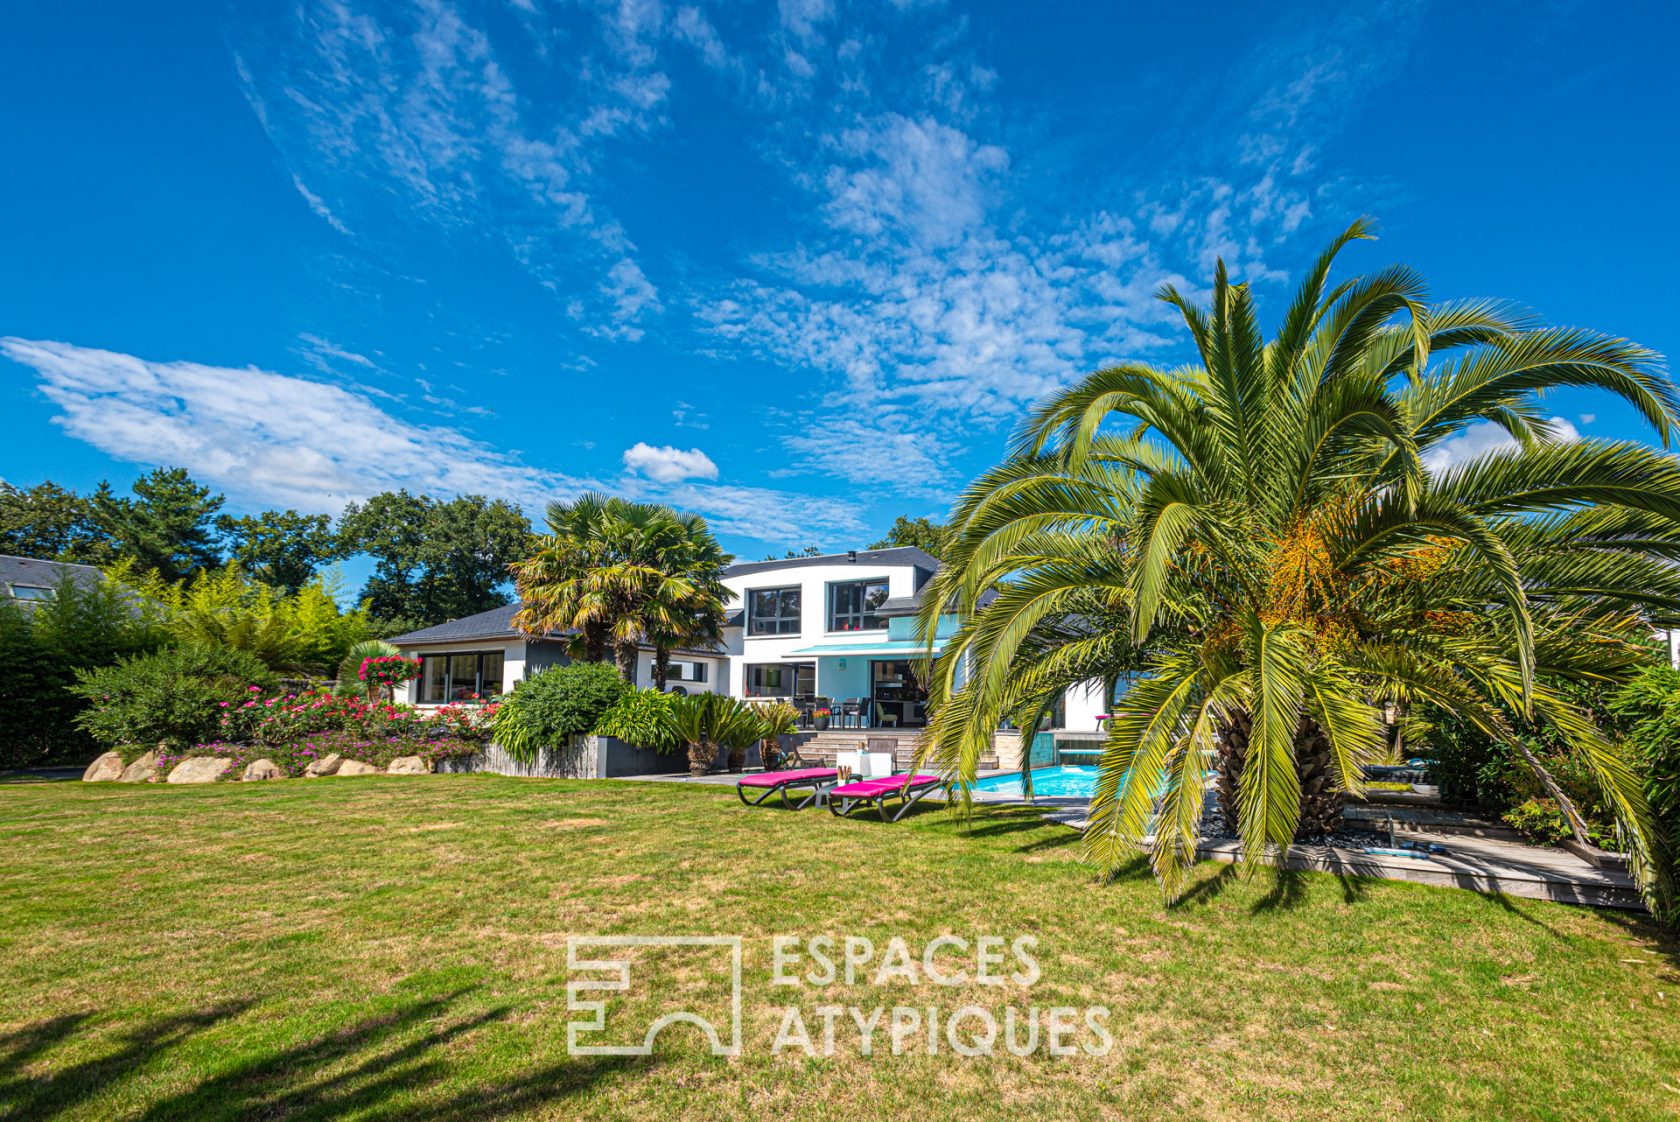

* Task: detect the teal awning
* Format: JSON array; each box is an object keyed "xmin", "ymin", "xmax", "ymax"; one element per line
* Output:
[{"xmin": 780, "ymin": 639, "xmax": 946, "ymax": 658}]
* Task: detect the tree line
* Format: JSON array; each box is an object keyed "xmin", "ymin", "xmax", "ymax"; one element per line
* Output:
[{"xmin": 0, "ymin": 468, "xmax": 533, "ymax": 633}]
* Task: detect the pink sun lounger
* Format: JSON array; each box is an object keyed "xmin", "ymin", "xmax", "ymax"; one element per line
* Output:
[
  {"xmin": 736, "ymin": 767, "xmax": 841, "ymax": 809},
  {"xmin": 827, "ymin": 773, "xmax": 947, "ymax": 822}
]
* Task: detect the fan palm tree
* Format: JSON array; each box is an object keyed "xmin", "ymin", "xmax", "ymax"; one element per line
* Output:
[
  {"xmin": 512, "ymin": 495, "xmax": 730, "ymax": 685},
  {"xmin": 919, "ymin": 219, "xmax": 1679, "ymax": 918},
  {"xmin": 640, "ymin": 512, "xmax": 731, "ymax": 691}
]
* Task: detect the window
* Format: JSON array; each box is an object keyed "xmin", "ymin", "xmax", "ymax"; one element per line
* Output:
[
  {"xmin": 747, "ymin": 586, "xmax": 801, "ymax": 636},
  {"xmin": 655, "ymin": 659, "xmax": 709, "ymax": 683},
  {"xmin": 7, "ymin": 585, "xmax": 54, "ymax": 602},
  {"xmin": 417, "ymin": 651, "xmax": 505, "ymax": 703},
  {"xmin": 745, "ymin": 662, "xmax": 814, "ymax": 697},
  {"xmin": 829, "ymin": 579, "xmax": 889, "ymax": 632}
]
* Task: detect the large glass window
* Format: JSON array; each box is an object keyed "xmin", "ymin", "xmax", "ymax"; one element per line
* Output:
[
  {"xmin": 418, "ymin": 651, "xmax": 505, "ymax": 702},
  {"xmin": 747, "ymin": 586, "xmax": 802, "ymax": 636},
  {"xmin": 829, "ymin": 579, "xmax": 889, "ymax": 632},
  {"xmin": 745, "ymin": 662, "xmax": 815, "ymax": 697}
]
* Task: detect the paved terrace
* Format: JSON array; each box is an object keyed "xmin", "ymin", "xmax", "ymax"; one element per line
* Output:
[{"xmin": 632, "ymin": 768, "xmax": 1646, "ymax": 913}]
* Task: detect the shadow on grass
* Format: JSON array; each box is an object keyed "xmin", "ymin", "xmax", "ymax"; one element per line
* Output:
[
  {"xmin": 0, "ymin": 767, "xmax": 82, "ymax": 785},
  {"xmin": 0, "ymin": 1001, "xmax": 254, "ymax": 1120},
  {"xmin": 0, "ymin": 988, "xmax": 655, "ymax": 1122}
]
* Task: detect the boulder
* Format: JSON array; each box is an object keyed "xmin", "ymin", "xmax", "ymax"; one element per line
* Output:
[
  {"xmin": 167, "ymin": 757, "xmax": 232, "ymax": 784},
  {"xmin": 242, "ymin": 758, "xmax": 283, "ymax": 781},
  {"xmin": 387, "ymin": 755, "xmax": 431, "ymax": 775},
  {"xmin": 304, "ymin": 753, "xmax": 343, "ymax": 777},
  {"xmin": 82, "ymin": 751, "xmax": 124, "ymax": 782},
  {"xmin": 118, "ymin": 751, "xmax": 159, "ymax": 783},
  {"xmin": 336, "ymin": 759, "xmax": 382, "ymax": 776}
]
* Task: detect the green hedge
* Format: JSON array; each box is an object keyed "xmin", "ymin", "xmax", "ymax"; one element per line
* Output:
[{"xmin": 0, "ymin": 575, "xmax": 163, "ymax": 769}]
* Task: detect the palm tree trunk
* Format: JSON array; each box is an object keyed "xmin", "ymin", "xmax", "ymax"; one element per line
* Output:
[
  {"xmin": 654, "ymin": 646, "xmax": 671, "ymax": 691},
  {"xmin": 613, "ymin": 641, "xmax": 639, "ymax": 684},
  {"xmin": 1216, "ymin": 711, "xmax": 1345, "ymax": 840},
  {"xmin": 1293, "ymin": 717, "xmax": 1344, "ymax": 839}
]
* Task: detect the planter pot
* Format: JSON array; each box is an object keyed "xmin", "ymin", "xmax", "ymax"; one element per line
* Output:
[{"xmin": 814, "ymin": 717, "xmax": 830, "ymax": 731}]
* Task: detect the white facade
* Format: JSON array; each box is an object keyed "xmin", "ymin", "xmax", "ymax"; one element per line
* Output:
[{"xmin": 720, "ymin": 556, "xmax": 931, "ymax": 704}]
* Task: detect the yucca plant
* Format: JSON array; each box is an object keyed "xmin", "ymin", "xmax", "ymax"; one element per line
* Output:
[{"xmin": 920, "ymin": 219, "xmax": 1679, "ymax": 918}]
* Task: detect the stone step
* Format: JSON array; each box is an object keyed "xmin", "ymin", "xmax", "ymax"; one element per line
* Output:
[{"xmin": 1344, "ymin": 804, "xmax": 1520, "ymax": 840}]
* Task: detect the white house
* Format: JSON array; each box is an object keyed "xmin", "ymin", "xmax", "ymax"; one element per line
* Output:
[
  {"xmin": 717, "ymin": 546, "xmax": 947, "ymax": 728},
  {"xmin": 387, "ymin": 545, "xmax": 1117, "ymax": 731}
]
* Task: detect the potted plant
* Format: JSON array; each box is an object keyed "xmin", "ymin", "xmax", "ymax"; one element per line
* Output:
[
  {"xmin": 359, "ymin": 654, "xmax": 421, "ymax": 705},
  {"xmin": 811, "ymin": 706, "xmax": 832, "ymax": 731},
  {"xmin": 666, "ymin": 694, "xmax": 763, "ymax": 777},
  {"xmin": 755, "ymin": 702, "xmax": 801, "ymax": 771}
]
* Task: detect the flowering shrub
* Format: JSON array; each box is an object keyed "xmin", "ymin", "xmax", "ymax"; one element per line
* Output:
[
  {"xmin": 209, "ymin": 687, "xmax": 497, "ymax": 747},
  {"xmin": 118, "ymin": 678, "xmax": 500, "ymax": 780},
  {"xmin": 359, "ymin": 654, "xmax": 421, "ymax": 690}
]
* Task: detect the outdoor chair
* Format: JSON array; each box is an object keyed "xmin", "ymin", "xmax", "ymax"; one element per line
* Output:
[
  {"xmin": 826, "ymin": 774, "xmax": 947, "ymax": 822},
  {"xmin": 736, "ymin": 767, "xmax": 841, "ymax": 810}
]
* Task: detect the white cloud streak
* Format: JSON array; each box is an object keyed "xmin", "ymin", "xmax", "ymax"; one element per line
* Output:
[{"xmin": 2, "ymin": 338, "xmax": 864, "ymax": 544}]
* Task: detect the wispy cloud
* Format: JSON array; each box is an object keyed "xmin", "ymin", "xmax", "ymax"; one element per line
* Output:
[
  {"xmin": 689, "ymin": 0, "xmax": 1426, "ymax": 495},
  {"xmin": 1, "ymin": 337, "xmax": 863, "ymax": 544},
  {"xmin": 1424, "ymin": 417, "xmax": 1583, "ymax": 475},
  {"xmin": 233, "ymin": 0, "xmax": 672, "ymax": 339}
]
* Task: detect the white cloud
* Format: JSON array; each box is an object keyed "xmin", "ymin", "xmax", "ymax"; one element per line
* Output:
[
  {"xmin": 622, "ymin": 442, "xmax": 719, "ymax": 484},
  {"xmin": 1580, "ymin": 413, "xmax": 1596, "ymax": 425},
  {"xmin": 1, "ymin": 338, "xmax": 861, "ymax": 544},
  {"xmin": 1424, "ymin": 417, "xmax": 1582, "ymax": 475}
]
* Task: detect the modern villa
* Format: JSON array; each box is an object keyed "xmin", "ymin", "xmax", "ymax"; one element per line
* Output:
[{"xmin": 388, "ymin": 545, "xmax": 1109, "ymax": 735}]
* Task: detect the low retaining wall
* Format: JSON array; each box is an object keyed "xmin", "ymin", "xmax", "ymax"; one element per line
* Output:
[{"xmin": 438, "ymin": 735, "xmax": 685, "ymax": 779}]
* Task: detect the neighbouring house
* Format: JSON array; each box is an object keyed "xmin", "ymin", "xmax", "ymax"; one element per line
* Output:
[
  {"xmin": 385, "ymin": 603, "xmax": 727, "ymax": 707},
  {"xmin": 1, "ymin": 554, "xmax": 104, "ymax": 610}
]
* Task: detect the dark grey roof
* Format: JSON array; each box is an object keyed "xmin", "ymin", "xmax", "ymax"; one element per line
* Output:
[
  {"xmin": 1, "ymin": 554, "xmax": 105, "ymax": 600},
  {"xmin": 724, "ymin": 546, "xmax": 943, "ymax": 580},
  {"xmin": 385, "ymin": 603, "xmax": 526, "ymax": 645},
  {"xmin": 388, "ymin": 602, "xmax": 727, "ymax": 655},
  {"xmin": 723, "ymin": 608, "xmax": 744, "ymax": 628},
  {"xmin": 877, "ymin": 585, "xmax": 997, "ymax": 618}
]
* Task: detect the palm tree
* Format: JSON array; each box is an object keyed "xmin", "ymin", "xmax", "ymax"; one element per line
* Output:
[
  {"xmin": 642, "ymin": 512, "xmax": 730, "ymax": 691},
  {"xmin": 920, "ymin": 219, "xmax": 1679, "ymax": 918},
  {"xmin": 512, "ymin": 495, "xmax": 730, "ymax": 685}
]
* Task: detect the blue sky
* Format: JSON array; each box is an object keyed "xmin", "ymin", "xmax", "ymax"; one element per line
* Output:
[{"xmin": 2, "ymin": 0, "xmax": 1677, "ymax": 557}]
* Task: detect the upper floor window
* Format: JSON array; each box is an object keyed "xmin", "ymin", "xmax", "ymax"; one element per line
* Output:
[
  {"xmin": 7, "ymin": 584, "xmax": 53, "ymax": 602},
  {"xmin": 747, "ymin": 586, "xmax": 801, "ymax": 636},
  {"xmin": 829, "ymin": 579, "xmax": 889, "ymax": 632}
]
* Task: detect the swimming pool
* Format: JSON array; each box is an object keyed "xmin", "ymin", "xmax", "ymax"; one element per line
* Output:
[{"xmin": 973, "ymin": 765, "xmax": 1099, "ymax": 800}]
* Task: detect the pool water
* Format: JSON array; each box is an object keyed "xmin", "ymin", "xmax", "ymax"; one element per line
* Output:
[{"xmin": 974, "ymin": 765, "xmax": 1099, "ymax": 799}]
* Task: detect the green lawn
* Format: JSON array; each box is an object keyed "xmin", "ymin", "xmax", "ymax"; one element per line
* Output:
[{"xmin": 1, "ymin": 774, "xmax": 1676, "ymax": 1121}]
